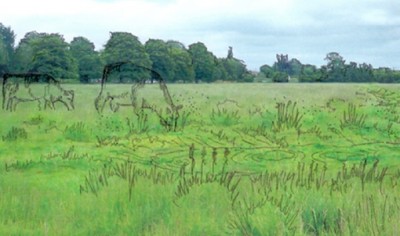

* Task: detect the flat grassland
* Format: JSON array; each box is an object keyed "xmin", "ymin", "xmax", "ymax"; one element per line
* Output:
[{"xmin": 1, "ymin": 83, "xmax": 400, "ymax": 235}]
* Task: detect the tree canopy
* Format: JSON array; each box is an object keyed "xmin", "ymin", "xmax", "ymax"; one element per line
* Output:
[
  {"xmin": 145, "ymin": 39, "xmax": 175, "ymax": 82},
  {"xmin": 188, "ymin": 42, "xmax": 218, "ymax": 83},
  {"xmin": 0, "ymin": 23, "xmax": 15, "ymax": 75},
  {"xmin": 103, "ymin": 32, "xmax": 152, "ymax": 82},
  {"xmin": 1, "ymin": 21, "xmax": 399, "ymax": 83},
  {"xmin": 70, "ymin": 36, "xmax": 102, "ymax": 82},
  {"xmin": 13, "ymin": 32, "xmax": 77, "ymax": 79}
]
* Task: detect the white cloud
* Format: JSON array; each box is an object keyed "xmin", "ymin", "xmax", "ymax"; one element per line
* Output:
[{"xmin": 1, "ymin": 0, "xmax": 399, "ymax": 69}]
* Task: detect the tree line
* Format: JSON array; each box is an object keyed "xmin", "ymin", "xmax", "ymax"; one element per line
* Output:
[
  {"xmin": 0, "ymin": 23, "xmax": 252, "ymax": 83},
  {"xmin": 258, "ymin": 53, "xmax": 400, "ymax": 83},
  {"xmin": 1, "ymin": 23, "xmax": 399, "ymax": 83}
]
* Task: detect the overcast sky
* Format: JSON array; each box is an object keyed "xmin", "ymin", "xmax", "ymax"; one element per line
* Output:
[{"xmin": 2, "ymin": 0, "xmax": 399, "ymax": 70}]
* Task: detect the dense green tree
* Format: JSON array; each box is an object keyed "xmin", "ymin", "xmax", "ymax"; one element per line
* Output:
[
  {"xmin": 259, "ymin": 64, "xmax": 274, "ymax": 78},
  {"xmin": 0, "ymin": 23, "xmax": 15, "ymax": 75},
  {"xmin": 323, "ymin": 52, "xmax": 346, "ymax": 82},
  {"xmin": 30, "ymin": 33, "xmax": 78, "ymax": 79},
  {"xmin": 103, "ymin": 32, "xmax": 152, "ymax": 82},
  {"xmin": 12, "ymin": 31, "xmax": 43, "ymax": 72},
  {"xmin": 0, "ymin": 39, "xmax": 7, "ymax": 75},
  {"xmin": 288, "ymin": 58, "xmax": 302, "ymax": 77},
  {"xmin": 188, "ymin": 42, "xmax": 217, "ymax": 83},
  {"xmin": 273, "ymin": 72, "xmax": 289, "ymax": 82},
  {"xmin": 373, "ymin": 67, "xmax": 400, "ymax": 83},
  {"xmin": 213, "ymin": 59, "xmax": 228, "ymax": 81},
  {"xmin": 344, "ymin": 62, "xmax": 359, "ymax": 82},
  {"xmin": 219, "ymin": 47, "xmax": 250, "ymax": 82},
  {"xmin": 270, "ymin": 55, "xmax": 303, "ymax": 82},
  {"xmin": 220, "ymin": 58, "xmax": 248, "ymax": 81},
  {"xmin": 70, "ymin": 36, "xmax": 103, "ymax": 83},
  {"xmin": 358, "ymin": 63, "xmax": 374, "ymax": 82},
  {"xmin": 299, "ymin": 64, "xmax": 323, "ymax": 82},
  {"xmin": 166, "ymin": 42, "xmax": 195, "ymax": 83},
  {"xmin": 273, "ymin": 54, "xmax": 290, "ymax": 74},
  {"xmin": 13, "ymin": 32, "xmax": 77, "ymax": 79},
  {"xmin": 166, "ymin": 40, "xmax": 186, "ymax": 50},
  {"xmin": 145, "ymin": 39, "xmax": 175, "ymax": 82}
]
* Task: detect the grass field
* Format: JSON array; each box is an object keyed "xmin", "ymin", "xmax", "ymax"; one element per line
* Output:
[{"xmin": 1, "ymin": 83, "xmax": 400, "ymax": 235}]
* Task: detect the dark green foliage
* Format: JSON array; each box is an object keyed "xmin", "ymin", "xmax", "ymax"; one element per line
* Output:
[
  {"xmin": 102, "ymin": 32, "xmax": 152, "ymax": 82},
  {"xmin": 261, "ymin": 52, "xmax": 398, "ymax": 83},
  {"xmin": 33, "ymin": 34, "xmax": 77, "ymax": 79},
  {"xmin": 167, "ymin": 44, "xmax": 195, "ymax": 83},
  {"xmin": 374, "ymin": 67, "xmax": 400, "ymax": 83},
  {"xmin": 220, "ymin": 58, "xmax": 249, "ymax": 82},
  {"xmin": 5, "ymin": 21, "xmax": 400, "ymax": 84},
  {"xmin": 219, "ymin": 47, "xmax": 251, "ymax": 82},
  {"xmin": 188, "ymin": 42, "xmax": 218, "ymax": 83},
  {"xmin": 299, "ymin": 64, "xmax": 323, "ymax": 82},
  {"xmin": 70, "ymin": 37, "xmax": 103, "ymax": 83},
  {"xmin": 145, "ymin": 39, "xmax": 175, "ymax": 82},
  {"xmin": 13, "ymin": 32, "xmax": 78, "ymax": 79},
  {"xmin": 0, "ymin": 23, "xmax": 15, "ymax": 74},
  {"xmin": 273, "ymin": 71, "xmax": 289, "ymax": 83}
]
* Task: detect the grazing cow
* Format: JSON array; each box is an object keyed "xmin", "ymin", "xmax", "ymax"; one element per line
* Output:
[
  {"xmin": 95, "ymin": 62, "xmax": 177, "ymax": 113},
  {"xmin": 2, "ymin": 73, "xmax": 75, "ymax": 111},
  {"xmin": 94, "ymin": 62, "xmax": 183, "ymax": 131}
]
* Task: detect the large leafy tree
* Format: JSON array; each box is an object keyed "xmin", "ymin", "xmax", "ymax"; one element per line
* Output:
[
  {"xmin": 220, "ymin": 58, "xmax": 249, "ymax": 81},
  {"xmin": 0, "ymin": 23, "xmax": 15, "ymax": 75},
  {"xmin": 288, "ymin": 58, "xmax": 302, "ymax": 77},
  {"xmin": 13, "ymin": 31, "xmax": 42, "ymax": 72},
  {"xmin": 299, "ymin": 64, "xmax": 323, "ymax": 82},
  {"xmin": 70, "ymin": 36, "xmax": 103, "ymax": 83},
  {"xmin": 0, "ymin": 39, "xmax": 7, "ymax": 75},
  {"xmin": 344, "ymin": 62, "xmax": 360, "ymax": 82},
  {"xmin": 188, "ymin": 42, "xmax": 217, "ymax": 83},
  {"xmin": 259, "ymin": 64, "xmax": 274, "ymax": 78},
  {"xmin": 219, "ymin": 47, "xmax": 250, "ymax": 82},
  {"xmin": 13, "ymin": 32, "xmax": 78, "ymax": 79},
  {"xmin": 102, "ymin": 32, "xmax": 152, "ymax": 83},
  {"xmin": 322, "ymin": 52, "xmax": 346, "ymax": 82},
  {"xmin": 357, "ymin": 63, "xmax": 374, "ymax": 82},
  {"xmin": 166, "ymin": 40, "xmax": 194, "ymax": 83},
  {"xmin": 273, "ymin": 54, "xmax": 290, "ymax": 75},
  {"xmin": 145, "ymin": 39, "xmax": 174, "ymax": 82},
  {"xmin": 30, "ymin": 33, "xmax": 78, "ymax": 79}
]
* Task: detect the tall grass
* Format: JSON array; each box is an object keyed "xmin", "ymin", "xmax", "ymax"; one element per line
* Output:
[{"xmin": 1, "ymin": 83, "xmax": 400, "ymax": 235}]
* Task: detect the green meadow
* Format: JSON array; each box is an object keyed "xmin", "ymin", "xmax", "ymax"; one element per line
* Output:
[{"xmin": 1, "ymin": 83, "xmax": 400, "ymax": 235}]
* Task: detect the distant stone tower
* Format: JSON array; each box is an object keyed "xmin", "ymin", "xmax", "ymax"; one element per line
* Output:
[{"xmin": 227, "ymin": 46, "xmax": 233, "ymax": 59}]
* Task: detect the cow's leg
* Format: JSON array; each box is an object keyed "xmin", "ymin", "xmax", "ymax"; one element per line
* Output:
[
  {"xmin": 55, "ymin": 98, "xmax": 71, "ymax": 111},
  {"xmin": 37, "ymin": 98, "xmax": 44, "ymax": 111},
  {"xmin": 6, "ymin": 98, "xmax": 11, "ymax": 111},
  {"xmin": 12, "ymin": 98, "xmax": 19, "ymax": 112},
  {"xmin": 7, "ymin": 96, "xmax": 15, "ymax": 111}
]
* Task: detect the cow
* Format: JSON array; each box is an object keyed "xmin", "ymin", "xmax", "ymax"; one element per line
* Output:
[
  {"xmin": 2, "ymin": 73, "xmax": 75, "ymax": 111},
  {"xmin": 94, "ymin": 62, "xmax": 183, "ymax": 131}
]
